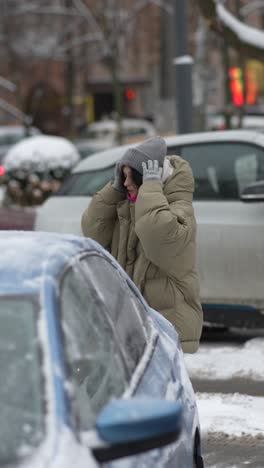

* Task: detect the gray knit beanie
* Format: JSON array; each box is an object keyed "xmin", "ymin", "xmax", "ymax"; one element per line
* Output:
[{"xmin": 120, "ymin": 136, "xmax": 167, "ymax": 175}]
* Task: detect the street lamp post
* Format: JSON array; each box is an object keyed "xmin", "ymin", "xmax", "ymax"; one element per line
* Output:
[{"xmin": 173, "ymin": 0, "xmax": 193, "ymax": 134}]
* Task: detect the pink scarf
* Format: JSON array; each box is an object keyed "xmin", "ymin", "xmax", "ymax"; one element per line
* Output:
[{"xmin": 127, "ymin": 193, "xmax": 138, "ymax": 202}]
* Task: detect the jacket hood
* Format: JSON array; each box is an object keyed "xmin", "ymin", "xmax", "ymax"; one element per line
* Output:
[{"xmin": 164, "ymin": 155, "xmax": 194, "ymax": 202}]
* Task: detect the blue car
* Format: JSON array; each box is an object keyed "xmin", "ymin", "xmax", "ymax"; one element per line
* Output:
[{"xmin": 0, "ymin": 231, "xmax": 203, "ymax": 468}]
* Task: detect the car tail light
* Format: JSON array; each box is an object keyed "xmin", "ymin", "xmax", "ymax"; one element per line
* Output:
[{"xmin": 0, "ymin": 166, "xmax": 5, "ymax": 177}]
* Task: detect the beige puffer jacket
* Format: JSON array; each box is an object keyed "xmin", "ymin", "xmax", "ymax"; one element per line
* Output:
[{"xmin": 81, "ymin": 155, "xmax": 203, "ymax": 353}]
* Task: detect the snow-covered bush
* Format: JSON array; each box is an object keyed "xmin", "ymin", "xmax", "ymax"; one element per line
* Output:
[{"xmin": 1, "ymin": 135, "xmax": 80, "ymax": 206}]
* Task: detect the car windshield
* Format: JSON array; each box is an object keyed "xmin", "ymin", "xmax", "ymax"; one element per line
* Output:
[
  {"xmin": 56, "ymin": 165, "xmax": 115, "ymax": 196},
  {"xmin": 0, "ymin": 297, "xmax": 45, "ymax": 463}
]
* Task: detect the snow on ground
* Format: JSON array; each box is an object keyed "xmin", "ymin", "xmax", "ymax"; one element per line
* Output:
[
  {"xmin": 197, "ymin": 393, "xmax": 264, "ymax": 439},
  {"xmin": 184, "ymin": 338, "xmax": 264, "ymax": 381},
  {"xmin": 184, "ymin": 338, "xmax": 264, "ymax": 439}
]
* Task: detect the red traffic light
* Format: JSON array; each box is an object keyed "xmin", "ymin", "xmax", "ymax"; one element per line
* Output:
[
  {"xmin": 125, "ymin": 88, "xmax": 136, "ymax": 100},
  {"xmin": 229, "ymin": 67, "xmax": 244, "ymax": 107}
]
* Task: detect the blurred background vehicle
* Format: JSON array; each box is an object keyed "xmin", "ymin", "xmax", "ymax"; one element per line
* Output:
[
  {"xmin": 207, "ymin": 113, "xmax": 264, "ymax": 132},
  {"xmin": 35, "ymin": 130, "xmax": 264, "ymax": 330},
  {"xmin": 0, "ymin": 230, "xmax": 203, "ymax": 468},
  {"xmin": 73, "ymin": 118, "xmax": 156, "ymax": 159},
  {"xmin": 0, "ymin": 135, "xmax": 80, "ymax": 207},
  {"xmin": 0, "ymin": 125, "xmax": 41, "ymax": 162}
]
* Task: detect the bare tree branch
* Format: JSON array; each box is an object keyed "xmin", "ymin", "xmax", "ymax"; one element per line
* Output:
[
  {"xmin": 216, "ymin": 1, "xmax": 264, "ymax": 49},
  {"xmin": 197, "ymin": 0, "xmax": 264, "ymax": 60},
  {"xmin": 122, "ymin": 0, "xmax": 172, "ymax": 27},
  {"xmin": 240, "ymin": 0, "xmax": 264, "ymax": 18},
  {"xmin": 0, "ymin": 76, "xmax": 16, "ymax": 92},
  {"xmin": 72, "ymin": 0, "xmax": 104, "ymax": 37},
  {"xmin": 0, "ymin": 97, "xmax": 29, "ymax": 121},
  {"xmin": 8, "ymin": 7, "xmax": 83, "ymax": 17},
  {"xmin": 56, "ymin": 32, "xmax": 103, "ymax": 54}
]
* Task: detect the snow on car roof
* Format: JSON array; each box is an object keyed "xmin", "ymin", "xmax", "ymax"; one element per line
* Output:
[
  {"xmin": 164, "ymin": 129, "xmax": 264, "ymax": 146},
  {"xmin": 0, "ymin": 231, "xmax": 100, "ymax": 294},
  {"xmin": 3, "ymin": 135, "xmax": 80, "ymax": 172},
  {"xmin": 73, "ymin": 130, "xmax": 264, "ymax": 173},
  {"xmin": 73, "ymin": 143, "xmax": 131, "ymax": 172}
]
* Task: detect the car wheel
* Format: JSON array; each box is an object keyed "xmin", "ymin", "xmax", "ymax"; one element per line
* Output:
[{"xmin": 193, "ymin": 430, "xmax": 204, "ymax": 468}]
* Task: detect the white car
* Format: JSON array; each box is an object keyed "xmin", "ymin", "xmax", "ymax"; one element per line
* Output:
[
  {"xmin": 206, "ymin": 113, "xmax": 264, "ymax": 132},
  {"xmin": 35, "ymin": 130, "xmax": 264, "ymax": 328},
  {"xmin": 74, "ymin": 118, "xmax": 156, "ymax": 157}
]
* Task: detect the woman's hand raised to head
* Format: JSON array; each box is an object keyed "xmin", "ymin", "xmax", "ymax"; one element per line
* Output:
[{"xmin": 142, "ymin": 160, "xmax": 162, "ymax": 184}]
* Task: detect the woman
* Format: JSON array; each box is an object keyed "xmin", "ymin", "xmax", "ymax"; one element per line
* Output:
[{"xmin": 81, "ymin": 136, "xmax": 203, "ymax": 353}]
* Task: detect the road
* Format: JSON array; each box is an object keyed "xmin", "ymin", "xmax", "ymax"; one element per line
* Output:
[
  {"xmin": 190, "ymin": 328, "xmax": 264, "ymax": 468},
  {"xmin": 203, "ymin": 439, "xmax": 264, "ymax": 468}
]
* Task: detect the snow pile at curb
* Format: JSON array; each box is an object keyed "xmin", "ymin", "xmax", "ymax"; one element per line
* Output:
[
  {"xmin": 197, "ymin": 393, "xmax": 264, "ymax": 439},
  {"xmin": 184, "ymin": 338, "xmax": 264, "ymax": 381}
]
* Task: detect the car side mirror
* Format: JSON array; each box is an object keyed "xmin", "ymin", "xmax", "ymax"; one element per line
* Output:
[
  {"xmin": 91, "ymin": 397, "xmax": 182, "ymax": 463},
  {"xmin": 240, "ymin": 180, "xmax": 264, "ymax": 203}
]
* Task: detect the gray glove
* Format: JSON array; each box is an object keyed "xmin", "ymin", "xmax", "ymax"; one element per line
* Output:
[
  {"xmin": 112, "ymin": 162, "xmax": 125, "ymax": 192},
  {"xmin": 142, "ymin": 160, "xmax": 162, "ymax": 183}
]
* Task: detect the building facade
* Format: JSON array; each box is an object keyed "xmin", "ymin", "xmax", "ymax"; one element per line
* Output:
[{"xmin": 0, "ymin": 0, "xmax": 263, "ymax": 136}]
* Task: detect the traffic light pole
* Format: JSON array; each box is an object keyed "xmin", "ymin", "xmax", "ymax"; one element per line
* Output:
[{"xmin": 173, "ymin": 0, "xmax": 193, "ymax": 134}]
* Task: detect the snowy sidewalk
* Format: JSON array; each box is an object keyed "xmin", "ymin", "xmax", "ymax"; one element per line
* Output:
[
  {"xmin": 184, "ymin": 338, "xmax": 264, "ymax": 440},
  {"xmin": 184, "ymin": 338, "xmax": 264, "ymax": 381},
  {"xmin": 197, "ymin": 392, "xmax": 264, "ymax": 440}
]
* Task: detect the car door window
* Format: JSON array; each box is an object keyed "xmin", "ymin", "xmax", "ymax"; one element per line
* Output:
[
  {"xmin": 80, "ymin": 254, "xmax": 149, "ymax": 376},
  {"xmin": 60, "ymin": 262, "xmax": 127, "ymax": 431},
  {"xmin": 168, "ymin": 142, "xmax": 264, "ymax": 200},
  {"xmin": 167, "ymin": 145, "xmax": 181, "ymax": 156},
  {"xmin": 0, "ymin": 297, "xmax": 44, "ymax": 461}
]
